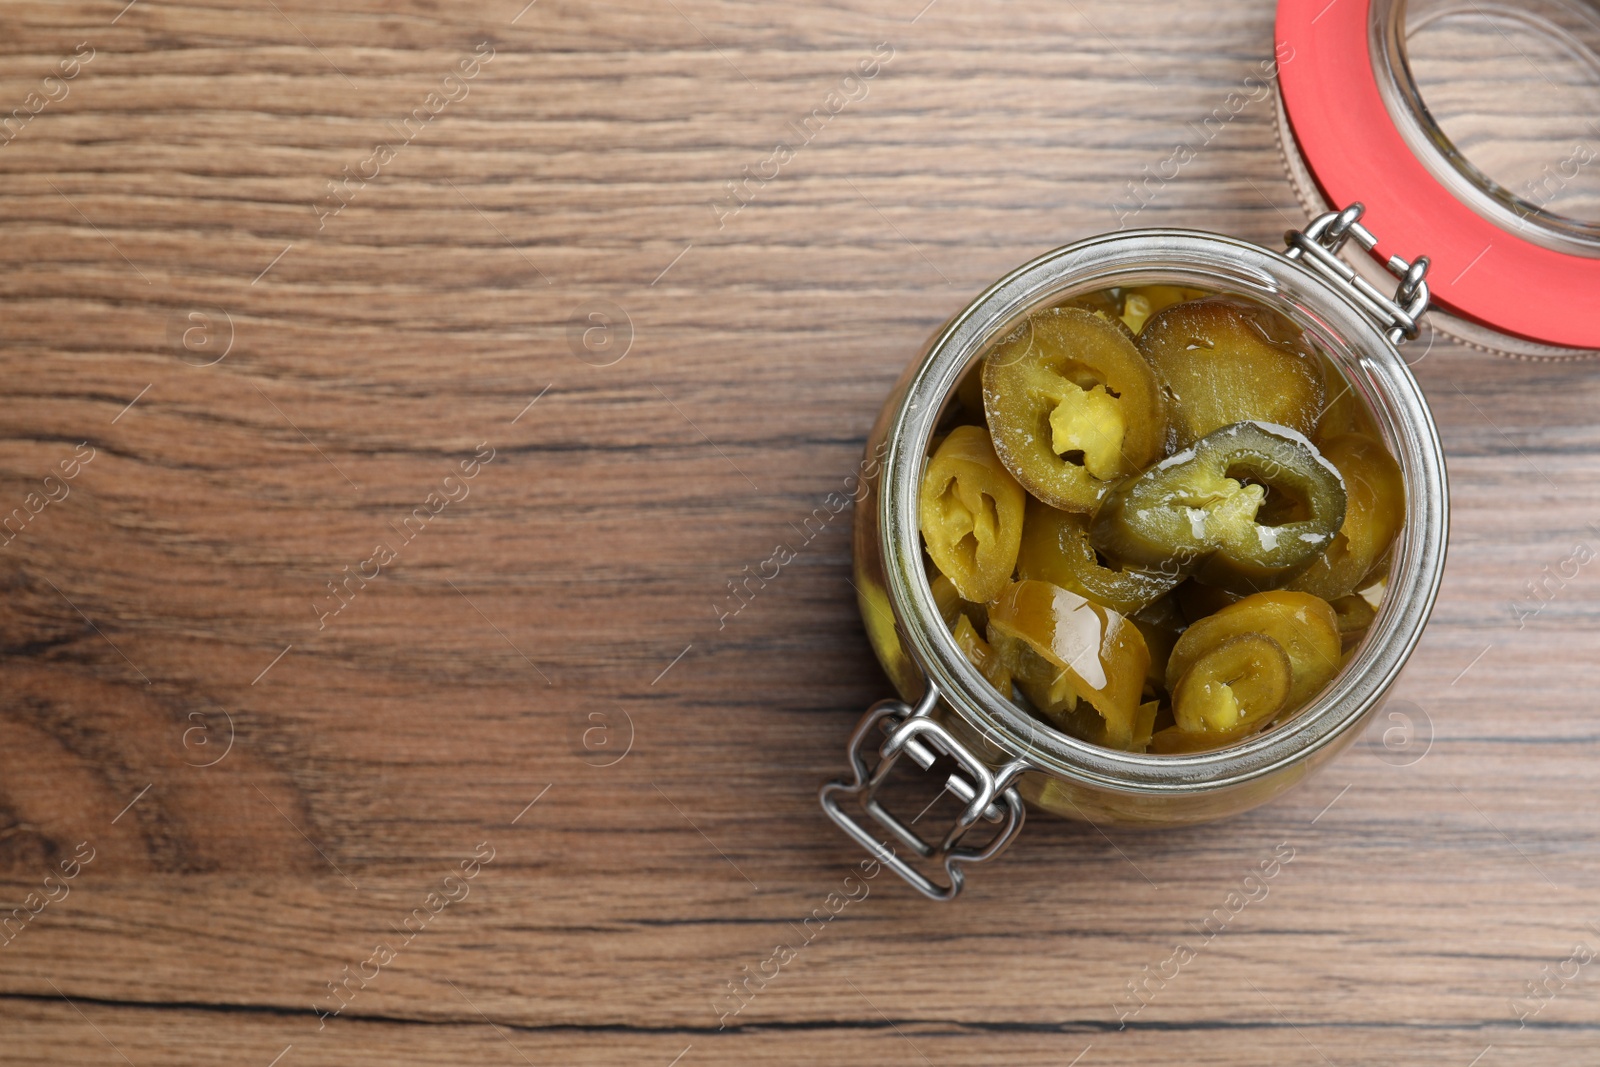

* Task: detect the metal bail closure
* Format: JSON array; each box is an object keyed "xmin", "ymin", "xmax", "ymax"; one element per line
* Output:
[
  {"xmin": 1284, "ymin": 203, "xmax": 1431, "ymax": 347},
  {"xmin": 819, "ymin": 685, "xmax": 1027, "ymax": 901}
]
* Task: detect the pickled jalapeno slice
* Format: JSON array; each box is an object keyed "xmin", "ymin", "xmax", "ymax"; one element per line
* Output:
[
  {"xmin": 991, "ymin": 630, "xmax": 1079, "ymax": 720},
  {"xmin": 930, "ymin": 572, "xmax": 988, "ymax": 633},
  {"xmin": 1171, "ymin": 633, "xmax": 1292, "ymax": 735},
  {"xmin": 1288, "ymin": 432, "xmax": 1404, "ymax": 601},
  {"xmin": 1090, "ymin": 421, "xmax": 1347, "ymax": 595},
  {"xmin": 930, "ymin": 571, "xmax": 963, "ymax": 627},
  {"xmin": 1329, "ymin": 593, "xmax": 1377, "ymax": 648},
  {"xmin": 1130, "ymin": 617, "xmax": 1178, "ymax": 701},
  {"xmin": 919, "ymin": 424, "xmax": 1026, "ymax": 604},
  {"xmin": 983, "ymin": 306, "xmax": 1168, "ymax": 512},
  {"xmin": 1117, "ymin": 284, "xmax": 1207, "ymax": 335},
  {"xmin": 986, "ymin": 579, "xmax": 1150, "ymax": 750},
  {"xmin": 1017, "ymin": 498, "xmax": 1180, "ymax": 615},
  {"xmin": 1149, "ymin": 633, "xmax": 1293, "ymax": 753},
  {"xmin": 1132, "ymin": 698, "xmax": 1161, "ymax": 752},
  {"xmin": 951, "ymin": 614, "xmax": 1013, "ymax": 695},
  {"xmin": 1139, "ymin": 297, "xmax": 1326, "ymax": 450},
  {"xmin": 1064, "ymin": 289, "xmax": 1139, "ymax": 338},
  {"xmin": 1164, "ymin": 591, "xmax": 1341, "ymax": 712},
  {"xmin": 1130, "ymin": 594, "xmax": 1184, "ymax": 700},
  {"xmin": 1051, "ymin": 696, "xmax": 1158, "ymax": 752},
  {"xmin": 1312, "ymin": 355, "xmax": 1379, "ymax": 444}
]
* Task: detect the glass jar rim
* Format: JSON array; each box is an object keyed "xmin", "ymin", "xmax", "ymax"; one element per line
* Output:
[{"xmin": 879, "ymin": 230, "xmax": 1448, "ymax": 795}]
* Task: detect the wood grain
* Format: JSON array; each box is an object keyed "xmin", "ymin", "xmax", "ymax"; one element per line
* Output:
[{"xmin": 2, "ymin": 1, "xmax": 1599, "ymax": 1064}]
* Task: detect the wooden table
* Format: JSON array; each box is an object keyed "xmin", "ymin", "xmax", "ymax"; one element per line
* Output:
[{"xmin": 3, "ymin": 2, "xmax": 1598, "ymax": 1064}]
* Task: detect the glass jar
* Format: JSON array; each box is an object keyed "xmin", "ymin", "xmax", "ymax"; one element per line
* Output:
[
  {"xmin": 821, "ymin": 0, "xmax": 1598, "ymax": 900},
  {"xmin": 822, "ymin": 217, "xmax": 1447, "ymax": 900}
]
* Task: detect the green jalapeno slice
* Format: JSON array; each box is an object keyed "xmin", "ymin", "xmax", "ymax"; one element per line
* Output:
[
  {"xmin": 1090, "ymin": 421, "xmax": 1347, "ymax": 595},
  {"xmin": 1016, "ymin": 498, "xmax": 1179, "ymax": 615},
  {"xmin": 986, "ymin": 579, "xmax": 1150, "ymax": 750},
  {"xmin": 920, "ymin": 424, "xmax": 1026, "ymax": 603},
  {"xmin": 983, "ymin": 306, "xmax": 1168, "ymax": 513},
  {"xmin": 1138, "ymin": 297, "xmax": 1326, "ymax": 450}
]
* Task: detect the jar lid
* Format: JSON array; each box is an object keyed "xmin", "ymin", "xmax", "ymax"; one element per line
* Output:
[{"xmin": 1277, "ymin": 0, "xmax": 1600, "ymax": 357}]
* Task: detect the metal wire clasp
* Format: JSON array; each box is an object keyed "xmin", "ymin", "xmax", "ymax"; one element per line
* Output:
[
  {"xmin": 1284, "ymin": 203, "xmax": 1431, "ymax": 346},
  {"xmin": 819, "ymin": 686, "xmax": 1027, "ymax": 901}
]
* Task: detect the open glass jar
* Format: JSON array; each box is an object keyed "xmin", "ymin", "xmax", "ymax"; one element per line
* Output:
[
  {"xmin": 821, "ymin": 0, "xmax": 1598, "ymax": 900},
  {"xmin": 822, "ymin": 215, "xmax": 1448, "ymax": 900}
]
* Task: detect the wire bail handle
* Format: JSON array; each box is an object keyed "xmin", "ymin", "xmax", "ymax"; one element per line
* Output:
[
  {"xmin": 819, "ymin": 686, "xmax": 1028, "ymax": 901},
  {"xmin": 1284, "ymin": 202, "xmax": 1431, "ymax": 346}
]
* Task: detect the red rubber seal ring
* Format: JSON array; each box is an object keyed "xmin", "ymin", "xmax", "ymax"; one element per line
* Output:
[{"xmin": 1277, "ymin": 0, "xmax": 1600, "ymax": 349}]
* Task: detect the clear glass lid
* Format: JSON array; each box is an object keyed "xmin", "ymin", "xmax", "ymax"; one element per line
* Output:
[
  {"xmin": 1276, "ymin": 0, "xmax": 1600, "ymax": 358},
  {"xmin": 1386, "ymin": 0, "xmax": 1600, "ymax": 255}
]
